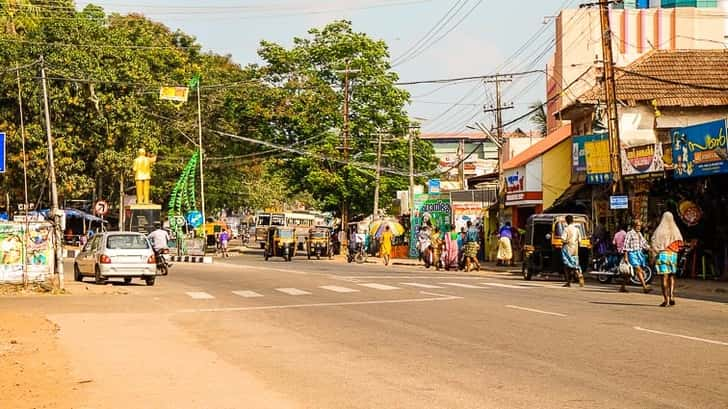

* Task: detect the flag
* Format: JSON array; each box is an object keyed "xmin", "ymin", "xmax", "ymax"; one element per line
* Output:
[{"xmin": 188, "ymin": 74, "xmax": 201, "ymax": 89}]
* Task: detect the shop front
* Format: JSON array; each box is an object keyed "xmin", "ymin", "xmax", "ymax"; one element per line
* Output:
[{"xmin": 503, "ymin": 161, "xmax": 543, "ymax": 230}]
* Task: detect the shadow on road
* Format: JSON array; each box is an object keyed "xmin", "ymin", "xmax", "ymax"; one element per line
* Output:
[{"xmin": 589, "ymin": 301, "xmax": 661, "ymax": 307}]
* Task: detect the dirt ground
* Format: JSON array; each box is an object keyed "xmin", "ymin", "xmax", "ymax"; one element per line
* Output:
[{"xmin": 0, "ymin": 312, "xmax": 83, "ymax": 409}]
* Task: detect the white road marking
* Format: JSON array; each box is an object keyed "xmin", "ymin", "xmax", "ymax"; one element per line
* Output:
[
  {"xmin": 338, "ymin": 276, "xmax": 481, "ymax": 280},
  {"xmin": 276, "ymin": 288, "xmax": 311, "ymax": 296},
  {"xmin": 400, "ymin": 283, "xmax": 445, "ymax": 289},
  {"xmin": 232, "ymin": 290, "xmax": 263, "ymax": 298},
  {"xmin": 634, "ymin": 326, "xmax": 728, "ymax": 347},
  {"xmin": 320, "ymin": 285, "xmax": 359, "ymax": 293},
  {"xmin": 178, "ymin": 294, "xmax": 464, "ymax": 313},
  {"xmin": 185, "ymin": 291, "xmax": 215, "ymax": 300},
  {"xmin": 440, "ymin": 282, "xmax": 487, "ymax": 289},
  {"xmin": 359, "ymin": 283, "xmax": 401, "ymax": 290},
  {"xmin": 481, "ymin": 282, "xmax": 529, "ymax": 289},
  {"xmin": 505, "ymin": 305, "xmax": 567, "ymax": 317}
]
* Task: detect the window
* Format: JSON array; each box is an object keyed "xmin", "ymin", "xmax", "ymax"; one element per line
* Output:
[{"xmin": 106, "ymin": 234, "xmax": 150, "ymax": 250}]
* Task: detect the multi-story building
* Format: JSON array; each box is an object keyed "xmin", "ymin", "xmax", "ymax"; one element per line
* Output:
[{"xmin": 546, "ymin": 0, "xmax": 728, "ymax": 133}]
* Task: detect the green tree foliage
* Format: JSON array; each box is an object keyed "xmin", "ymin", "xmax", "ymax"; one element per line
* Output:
[{"xmin": 0, "ymin": 5, "xmax": 436, "ymax": 220}]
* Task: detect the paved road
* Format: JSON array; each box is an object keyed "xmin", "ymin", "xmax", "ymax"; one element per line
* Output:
[{"xmin": 4, "ymin": 253, "xmax": 728, "ymax": 409}]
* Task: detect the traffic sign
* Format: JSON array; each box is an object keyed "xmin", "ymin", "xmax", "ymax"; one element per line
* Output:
[
  {"xmin": 186, "ymin": 210, "xmax": 203, "ymax": 228},
  {"xmin": 0, "ymin": 132, "xmax": 5, "ymax": 173},
  {"xmin": 94, "ymin": 200, "xmax": 109, "ymax": 216}
]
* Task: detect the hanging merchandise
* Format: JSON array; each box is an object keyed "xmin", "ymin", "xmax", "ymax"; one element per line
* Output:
[{"xmin": 678, "ymin": 200, "xmax": 702, "ymax": 227}]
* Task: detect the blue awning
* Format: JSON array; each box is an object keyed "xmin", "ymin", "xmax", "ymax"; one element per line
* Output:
[{"xmin": 33, "ymin": 209, "xmax": 107, "ymax": 223}]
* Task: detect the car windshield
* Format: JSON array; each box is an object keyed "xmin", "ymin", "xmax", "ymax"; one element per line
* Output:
[
  {"xmin": 278, "ymin": 230, "xmax": 294, "ymax": 239},
  {"xmin": 106, "ymin": 234, "xmax": 150, "ymax": 250}
]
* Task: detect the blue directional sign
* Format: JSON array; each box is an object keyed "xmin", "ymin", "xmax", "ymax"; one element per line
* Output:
[
  {"xmin": 186, "ymin": 210, "xmax": 203, "ymax": 228},
  {"xmin": 0, "ymin": 132, "xmax": 6, "ymax": 173}
]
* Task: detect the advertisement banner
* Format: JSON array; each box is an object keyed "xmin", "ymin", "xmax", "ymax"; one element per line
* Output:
[
  {"xmin": 621, "ymin": 143, "xmax": 665, "ymax": 176},
  {"xmin": 408, "ymin": 195, "xmax": 452, "ymax": 258},
  {"xmin": 672, "ymin": 119, "xmax": 728, "ymax": 179},
  {"xmin": 0, "ymin": 222, "xmax": 53, "ymax": 283},
  {"xmin": 572, "ymin": 133, "xmax": 612, "ymax": 184},
  {"xmin": 452, "ymin": 203, "xmax": 484, "ymax": 232}
]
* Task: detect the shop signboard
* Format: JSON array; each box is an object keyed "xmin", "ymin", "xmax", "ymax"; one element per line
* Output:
[
  {"xmin": 671, "ymin": 119, "xmax": 728, "ymax": 179},
  {"xmin": 609, "ymin": 195, "xmax": 629, "ymax": 210},
  {"xmin": 0, "ymin": 222, "xmax": 53, "ymax": 283},
  {"xmin": 621, "ymin": 143, "xmax": 664, "ymax": 177},
  {"xmin": 428, "ymin": 179, "xmax": 441, "ymax": 194},
  {"xmin": 572, "ymin": 133, "xmax": 611, "ymax": 184},
  {"xmin": 408, "ymin": 194, "xmax": 452, "ymax": 258}
]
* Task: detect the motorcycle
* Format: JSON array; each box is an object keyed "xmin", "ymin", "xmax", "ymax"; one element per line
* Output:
[
  {"xmin": 154, "ymin": 248, "xmax": 172, "ymax": 276},
  {"xmin": 418, "ymin": 238, "xmax": 435, "ymax": 268},
  {"xmin": 589, "ymin": 251, "xmax": 653, "ymax": 285},
  {"xmin": 347, "ymin": 242, "xmax": 367, "ymax": 264}
]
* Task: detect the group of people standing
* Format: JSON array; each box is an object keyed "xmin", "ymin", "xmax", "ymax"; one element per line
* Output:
[{"xmin": 409, "ymin": 221, "xmax": 482, "ymax": 272}]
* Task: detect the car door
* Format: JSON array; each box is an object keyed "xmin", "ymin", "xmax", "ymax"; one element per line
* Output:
[{"xmin": 79, "ymin": 236, "xmax": 100, "ymax": 274}]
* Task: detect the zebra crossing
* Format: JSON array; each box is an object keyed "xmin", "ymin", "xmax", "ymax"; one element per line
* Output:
[{"xmin": 182, "ymin": 280, "xmax": 610, "ymax": 300}]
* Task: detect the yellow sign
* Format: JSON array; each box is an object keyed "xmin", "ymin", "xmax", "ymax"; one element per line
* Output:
[
  {"xmin": 159, "ymin": 86, "xmax": 189, "ymax": 103},
  {"xmin": 585, "ymin": 139, "xmax": 610, "ymax": 174}
]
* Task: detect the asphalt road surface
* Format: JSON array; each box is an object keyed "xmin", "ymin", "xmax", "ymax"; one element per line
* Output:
[{"xmin": 4, "ymin": 252, "xmax": 728, "ymax": 409}]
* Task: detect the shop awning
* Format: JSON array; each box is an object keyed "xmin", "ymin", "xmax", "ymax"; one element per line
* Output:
[
  {"xmin": 34, "ymin": 209, "xmax": 107, "ymax": 223},
  {"xmin": 547, "ymin": 183, "xmax": 588, "ymax": 212}
]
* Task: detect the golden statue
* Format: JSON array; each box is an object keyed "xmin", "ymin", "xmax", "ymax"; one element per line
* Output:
[{"xmin": 132, "ymin": 148, "xmax": 157, "ymax": 204}]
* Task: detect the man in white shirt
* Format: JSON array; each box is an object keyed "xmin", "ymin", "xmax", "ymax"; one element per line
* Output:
[{"xmin": 148, "ymin": 222, "xmax": 170, "ymax": 252}]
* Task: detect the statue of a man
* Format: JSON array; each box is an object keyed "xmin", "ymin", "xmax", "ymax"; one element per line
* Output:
[{"xmin": 132, "ymin": 148, "xmax": 157, "ymax": 204}]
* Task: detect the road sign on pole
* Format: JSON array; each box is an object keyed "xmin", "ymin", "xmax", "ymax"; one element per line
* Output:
[
  {"xmin": 0, "ymin": 132, "xmax": 6, "ymax": 173},
  {"xmin": 94, "ymin": 200, "xmax": 109, "ymax": 216}
]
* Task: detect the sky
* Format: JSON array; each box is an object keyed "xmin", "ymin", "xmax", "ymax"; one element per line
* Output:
[{"xmin": 75, "ymin": 0, "xmax": 580, "ymax": 133}]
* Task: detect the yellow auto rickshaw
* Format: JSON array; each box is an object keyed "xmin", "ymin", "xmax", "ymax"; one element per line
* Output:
[
  {"xmin": 522, "ymin": 213, "xmax": 591, "ymax": 281},
  {"xmin": 305, "ymin": 227, "xmax": 332, "ymax": 260},
  {"xmin": 264, "ymin": 227, "xmax": 296, "ymax": 262}
]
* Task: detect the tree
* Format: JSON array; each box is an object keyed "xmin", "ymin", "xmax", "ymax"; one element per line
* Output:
[
  {"xmin": 0, "ymin": 0, "xmax": 39, "ymax": 35},
  {"xmin": 529, "ymin": 101, "xmax": 548, "ymax": 136}
]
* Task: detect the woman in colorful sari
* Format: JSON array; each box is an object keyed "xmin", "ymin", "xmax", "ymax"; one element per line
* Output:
[
  {"xmin": 651, "ymin": 211, "xmax": 683, "ymax": 307},
  {"xmin": 431, "ymin": 227, "xmax": 444, "ymax": 271},
  {"xmin": 443, "ymin": 225, "xmax": 460, "ymax": 271}
]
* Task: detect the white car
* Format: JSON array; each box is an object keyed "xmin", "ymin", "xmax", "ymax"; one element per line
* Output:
[{"xmin": 74, "ymin": 232, "xmax": 157, "ymax": 286}]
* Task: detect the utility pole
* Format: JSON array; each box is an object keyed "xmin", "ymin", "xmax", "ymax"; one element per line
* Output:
[
  {"xmin": 458, "ymin": 138, "xmax": 465, "ymax": 190},
  {"xmin": 582, "ymin": 0, "xmax": 623, "ymax": 192},
  {"xmin": 16, "ymin": 64, "xmax": 29, "ymax": 288},
  {"xmin": 483, "ymin": 75, "xmax": 514, "ymax": 142},
  {"xmin": 372, "ymin": 132, "xmax": 389, "ymax": 218},
  {"xmin": 196, "ymin": 79, "xmax": 207, "ymax": 242},
  {"xmin": 40, "ymin": 56, "xmax": 63, "ymax": 290},
  {"xmin": 599, "ymin": 0, "xmax": 623, "ymax": 192},
  {"xmin": 408, "ymin": 128, "xmax": 415, "ymax": 218}
]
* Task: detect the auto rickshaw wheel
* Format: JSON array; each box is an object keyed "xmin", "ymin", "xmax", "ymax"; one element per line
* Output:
[
  {"xmin": 522, "ymin": 261, "xmax": 533, "ymax": 281},
  {"xmin": 264, "ymin": 248, "xmax": 269, "ymax": 261}
]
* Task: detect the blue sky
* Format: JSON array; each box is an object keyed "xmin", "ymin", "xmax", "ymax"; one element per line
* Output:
[{"xmin": 76, "ymin": 0, "xmax": 579, "ymax": 132}]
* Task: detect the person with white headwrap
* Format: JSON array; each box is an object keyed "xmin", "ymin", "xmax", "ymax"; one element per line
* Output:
[{"xmin": 651, "ymin": 211, "xmax": 684, "ymax": 307}]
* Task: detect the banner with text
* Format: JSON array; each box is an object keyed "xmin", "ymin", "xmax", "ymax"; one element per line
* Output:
[
  {"xmin": 621, "ymin": 143, "xmax": 665, "ymax": 177},
  {"xmin": 572, "ymin": 133, "xmax": 612, "ymax": 184},
  {"xmin": 671, "ymin": 119, "xmax": 728, "ymax": 179}
]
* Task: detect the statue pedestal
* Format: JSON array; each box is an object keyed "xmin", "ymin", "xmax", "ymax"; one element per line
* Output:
[{"xmin": 125, "ymin": 204, "xmax": 161, "ymax": 234}]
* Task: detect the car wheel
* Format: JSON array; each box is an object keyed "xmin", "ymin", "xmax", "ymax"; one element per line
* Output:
[
  {"xmin": 145, "ymin": 276, "xmax": 156, "ymax": 286},
  {"xmin": 74, "ymin": 263, "xmax": 83, "ymax": 282},
  {"xmin": 94, "ymin": 265, "xmax": 105, "ymax": 285},
  {"xmin": 124, "ymin": 277, "xmax": 132, "ymax": 284}
]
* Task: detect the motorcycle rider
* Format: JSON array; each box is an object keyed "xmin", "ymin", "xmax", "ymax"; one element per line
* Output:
[{"xmin": 148, "ymin": 222, "xmax": 171, "ymax": 270}]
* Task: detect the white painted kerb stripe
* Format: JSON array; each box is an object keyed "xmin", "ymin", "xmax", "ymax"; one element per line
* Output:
[
  {"xmin": 505, "ymin": 305, "xmax": 567, "ymax": 317},
  {"xmin": 276, "ymin": 288, "xmax": 311, "ymax": 296},
  {"xmin": 400, "ymin": 283, "xmax": 445, "ymax": 289},
  {"xmin": 359, "ymin": 283, "xmax": 400, "ymax": 290},
  {"xmin": 320, "ymin": 285, "xmax": 359, "ymax": 293},
  {"xmin": 440, "ymin": 282, "xmax": 487, "ymax": 289},
  {"xmin": 481, "ymin": 282, "xmax": 528, "ymax": 289},
  {"xmin": 232, "ymin": 290, "xmax": 263, "ymax": 298},
  {"xmin": 186, "ymin": 291, "xmax": 215, "ymax": 300},
  {"xmin": 634, "ymin": 326, "xmax": 728, "ymax": 347}
]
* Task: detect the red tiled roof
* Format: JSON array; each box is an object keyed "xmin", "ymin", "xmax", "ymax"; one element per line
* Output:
[
  {"xmin": 578, "ymin": 49, "xmax": 728, "ymax": 107},
  {"xmin": 502, "ymin": 125, "xmax": 572, "ymax": 170}
]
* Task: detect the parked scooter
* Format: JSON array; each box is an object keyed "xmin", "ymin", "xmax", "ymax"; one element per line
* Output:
[
  {"xmin": 347, "ymin": 242, "xmax": 367, "ymax": 264},
  {"xmin": 589, "ymin": 251, "xmax": 653, "ymax": 285},
  {"xmin": 154, "ymin": 248, "xmax": 172, "ymax": 276}
]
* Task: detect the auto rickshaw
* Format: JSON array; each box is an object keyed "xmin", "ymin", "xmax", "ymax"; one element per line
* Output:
[
  {"xmin": 264, "ymin": 227, "xmax": 296, "ymax": 262},
  {"xmin": 521, "ymin": 213, "xmax": 591, "ymax": 281},
  {"xmin": 305, "ymin": 227, "xmax": 333, "ymax": 260}
]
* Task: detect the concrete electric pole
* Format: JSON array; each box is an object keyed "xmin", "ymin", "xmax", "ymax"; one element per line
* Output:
[{"xmin": 40, "ymin": 56, "xmax": 64, "ymax": 290}]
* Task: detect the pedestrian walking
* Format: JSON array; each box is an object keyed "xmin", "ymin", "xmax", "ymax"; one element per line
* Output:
[
  {"xmin": 651, "ymin": 212, "xmax": 684, "ymax": 307},
  {"xmin": 431, "ymin": 226, "xmax": 443, "ymax": 271},
  {"xmin": 379, "ymin": 225, "xmax": 393, "ymax": 266},
  {"xmin": 458, "ymin": 226, "xmax": 467, "ymax": 270},
  {"xmin": 561, "ymin": 215, "xmax": 584, "ymax": 287},
  {"xmin": 219, "ymin": 229, "xmax": 230, "ymax": 258},
  {"xmin": 443, "ymin": 225, "xmax": 459, "ymax": 271},
  {"xmin": 621, "ymin": 219, "xmax": 652, "ymax": 293},
  {"xmin": 464, "ymin": 221, "xmax": 481, "ymax": 272},
  {"xmin": 497, "ymin": 222, "xmax": 513, "ymax": 266}
]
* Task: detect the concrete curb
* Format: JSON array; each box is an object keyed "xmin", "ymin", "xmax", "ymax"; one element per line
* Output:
[{"xmin": 165, "ymin": 255, "xmax": 213, "ymax": 264}]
